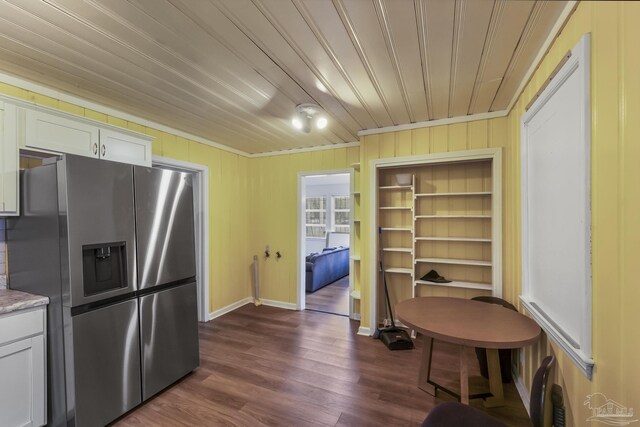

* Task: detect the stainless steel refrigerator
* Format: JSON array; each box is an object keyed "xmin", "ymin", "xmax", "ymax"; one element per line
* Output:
[
  {"xmin": 7, "ymin": 155, "xmax": 199, "ymax": 427},
  {"xmin": 134, "ymin": 165, "xmax": 199, "ymax": 401}
]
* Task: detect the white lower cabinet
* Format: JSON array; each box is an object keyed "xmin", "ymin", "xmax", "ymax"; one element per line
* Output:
[{"xmin": 0, "ymin": 307, "xmax": 46, "ymax": 427}]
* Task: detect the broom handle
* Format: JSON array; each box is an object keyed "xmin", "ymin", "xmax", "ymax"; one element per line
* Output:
[{"xmin": 378, "ymin": 227, "xmax": 396, "ymax": 328}]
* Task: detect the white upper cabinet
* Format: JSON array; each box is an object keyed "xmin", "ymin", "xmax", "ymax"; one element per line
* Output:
[
  {"xmin": 99, "ymin": 128, "xmax": 152, "ymax": 167},
  {"xmin": 0, "ymin": 101, "xmax": 19, "ymax": 216},
  {"xmin": 0, "ymin": 96, "xmax": 153, "ymax": 215},
  {"xmin": 20, "ymin": 107, "xmax": 152, "ymax": 167},
  {"xmin": 24, "ymin": 109, "xmax": 99, "ymax": 158}
]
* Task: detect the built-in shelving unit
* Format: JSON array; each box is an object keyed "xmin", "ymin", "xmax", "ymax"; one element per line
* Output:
[{"xmin": 376, "ymin": 156, "xmax": 500, "ymax": 327}]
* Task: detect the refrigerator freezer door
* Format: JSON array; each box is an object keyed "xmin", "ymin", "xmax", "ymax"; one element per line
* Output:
[
  {"xmin": 140, "ymin": 282, "xmax": 200, "ymax": 400},
  {"xmin": 60, "ymin": 155, "xmax": 137, "ymax": 307},
  {"xmin": 134, "ymin": 166, "xmax": 196, "ymax": 289},
  {"xmin": 70, "ymin": 299, "xmax": 141, "ymax": 427}
]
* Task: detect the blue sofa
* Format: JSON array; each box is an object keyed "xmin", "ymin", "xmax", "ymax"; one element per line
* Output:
[{"xmin": 305, "ymin": 246, "xmax": 349, "ymax": 292}]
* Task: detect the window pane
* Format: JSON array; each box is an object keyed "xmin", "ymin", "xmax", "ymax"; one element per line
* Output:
[
  {"xmin": 306, "ymin": 197, "xmax": 326, "ymax": 210},
  {"xmin": 306, "ymin": 225, "xmax": 326, "ymax": 238},
  {"xmin": 335, "ymin": 225, "xmax": 350, "ymax": 233},
  {"xmin": 306, "ymin": 211, "xmax": 326, "ymax": 224},
  {"xmin": 335, "ymin": 211, "xmax": 349, "ymax": 225},
  {"xmin": 334, "ymin": 196, "xmax": 350, "ymax": 210}
]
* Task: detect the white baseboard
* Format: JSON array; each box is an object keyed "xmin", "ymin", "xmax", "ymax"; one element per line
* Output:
[
  {"xmin": 207, "ymin": 297, "xmax": 253, "ymax": 321},
  {"xmin": 260, "ymin": 299, "xmax": 298, "ymax": 310},
  {"xmin": 357, "ymin": 326, "xmax": 372, "ymax": 336},
  {"xmin": 514, "ymin": 373, "xmax": 531, "ymax": 415}
]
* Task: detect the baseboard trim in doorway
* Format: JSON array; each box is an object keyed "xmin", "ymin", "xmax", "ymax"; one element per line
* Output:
[
  {"xmin": 357, "ymin": 326, "xmax": 372, "ymax": 336},
  {"xmin": 261, "ymin": 299, "xmax": 297, "ymax": 310},
  {"xmin": 305, "ymin": 308, "xmax": 349, "ymax": 317},
  {"xmin": 207, "ymin": 297, "xmax": 253, "ymax": 321}
]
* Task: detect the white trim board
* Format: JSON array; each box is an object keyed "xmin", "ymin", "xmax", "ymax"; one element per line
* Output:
[
  {"xmin": 368, "ymin": 148, "xmax": 502, "ymax": 335},
  {"xmin": 260, "ymin": 299, "xmax": 298, "ymax": 311},
  {"xmin": 208, "ymin": 297, "xmax": 254, "ymax": 321},
  {"xmin": 520, "ymin": 34, "xmax": 593, "ymax": 379},
  {"xmin": 357, "ymin": 111, "xmax": 507, "ymax": 136},
  {"xmin": 514, "ymin": 373, "xmax": 531, "ymax": 415},
  {"xmin": 152, "ymin": 155, "xmax": 210, "ymax": 323},
  {"xmin": 357, "ymin": 326, "xmax": 372, "ymax": 337}
]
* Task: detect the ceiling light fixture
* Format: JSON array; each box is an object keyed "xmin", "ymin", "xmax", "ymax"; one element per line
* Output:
[{"xmin": 291, "ymin": 103, "xmax": 328, "ymax": 133}]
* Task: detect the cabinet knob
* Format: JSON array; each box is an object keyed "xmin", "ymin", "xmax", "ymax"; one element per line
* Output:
[
  {"xmin": 93, "ymin": 143, "xmax": 98, "ymax": 155},
  {"xmin": 101, "ymin": 144, "xmax": 106, "ymax": 157}
]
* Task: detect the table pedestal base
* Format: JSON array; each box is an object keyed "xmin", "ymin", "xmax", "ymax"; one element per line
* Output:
[{"xmin": 417, "ymin": 336, "xmax": 505, "ymax": 407}]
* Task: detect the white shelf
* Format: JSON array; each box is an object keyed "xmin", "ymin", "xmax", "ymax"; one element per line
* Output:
[
  {"xmin": 384, "ymin": 267, "xmax": 413, "ymax": 275},
  {"xmin": 350, "ymin": 289, "xmax": 361, "ymax": 299},
  {"xmin": 351, "ymin": 162, "xmax": 360, "ymax": 170},
  {"xmin": 380, "ymin": 227, "xmax": 412, "ymax": 232},
  {"xmin": 415, "ymin": 280, "xmax": 492, "ymax": 291},
  {"xmin": 415, "ymin": 237, "xmax": 491, "ymax": 242},
  {"xmin": 350, "ymin": 255, "xmax": 360, "ymax": 261},
  {"xmin": 379, "ymin": 206, "xmax": 412, "ymax": 210},
  {"xmin": 415, "ymin": 215, "xmax": 491, "ymax": 219},
  {"xmin": 379, "ymin": 185, "xmax": 413, "ymax": 190},
  {"xmin": 352, "ymin": 192, "xmax": 360, "ymax": 196},
  {"xmin": 353, "ymin": 219, "xmax": 361, "ymax": 223},
  {"xmin": 382, "ymin": 247, "xmax": 412, "ymax": 253},
  {"xmin": 415, "ymin": 192, "xmax": 492, "ymax": 197},
  {"xmin": 415, "ymin": 257, "xmax": 491, "ymax": 267}
]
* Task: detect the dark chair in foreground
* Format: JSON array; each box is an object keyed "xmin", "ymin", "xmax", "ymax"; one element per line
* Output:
[
  {"xmin": 421, "ymin": 355, "xmax": 555, "ymax": 427},
  {"xmin": 472, "ymin": 296, "xmax": 518, "ymax": 383}
]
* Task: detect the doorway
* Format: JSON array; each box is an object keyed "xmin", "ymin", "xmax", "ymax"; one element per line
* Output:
[{"xmin": 298, "ymin": 170, "xmax": 354, "ymax": 317}]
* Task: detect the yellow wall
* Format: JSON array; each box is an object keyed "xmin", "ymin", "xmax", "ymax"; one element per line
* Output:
[
  {"xmin": 248, "ymin": 147, "xmax": 359, "ymax": 304},
  {"xmin": 0, "ymin": 82, "xmax": 252, "ymax": 312},
  {"xmin": 504, "ymin": 1, "xmax": 640, "ymax": 424}
]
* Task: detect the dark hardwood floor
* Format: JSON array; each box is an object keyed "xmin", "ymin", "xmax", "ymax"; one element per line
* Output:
[
  {"xmin": 305, "ymin": 275, "xmax": 349, "ymax": 316},
  {"xmin": 115, "ymin": 304, "xmax": 530, "ymax": 426}
]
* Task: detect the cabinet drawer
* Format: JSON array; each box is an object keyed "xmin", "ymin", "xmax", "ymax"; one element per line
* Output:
[{"xmin": 0, "ymin": 308, "xmax": 45, "ymax": 346}]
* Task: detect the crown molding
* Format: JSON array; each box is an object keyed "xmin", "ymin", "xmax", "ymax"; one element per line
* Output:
[
  {"xmin": 249, "ymin": 141, "xmax": 359, "ymax": 158},
  {"xmin": 357, "ymin": 110, "xmax": 508, "ymax": 137},
  {"xmin": 505, "ymin": 0, "xmax": 579, "ymax": 113}
]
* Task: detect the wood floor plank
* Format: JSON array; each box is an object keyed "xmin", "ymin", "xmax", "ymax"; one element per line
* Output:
[
  {"xmin": 306, "ymin": 275, "xmax": 350, "ymax": 315},
  {"xmin": 114, "ymin": 304, "xmax": 530, "ymax": 426}
]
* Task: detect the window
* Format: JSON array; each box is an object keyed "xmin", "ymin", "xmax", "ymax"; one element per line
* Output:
[
  {"xmin": 305, "ymin": 197, "xmax": 326, "ymax": 238},
  {"xmin": 332, "ymin": 195, "xmax": 350, "ymax": 233}
]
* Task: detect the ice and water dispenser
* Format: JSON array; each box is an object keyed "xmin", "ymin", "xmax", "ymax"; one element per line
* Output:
[{"xmin": 82, "ymin": 242, "xmax": 128, "ymax": 296}]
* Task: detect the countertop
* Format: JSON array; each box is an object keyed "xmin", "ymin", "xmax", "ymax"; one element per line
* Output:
[{"xmin": 0, "ymin": 289, "xmax": 49, "ymax": 315}]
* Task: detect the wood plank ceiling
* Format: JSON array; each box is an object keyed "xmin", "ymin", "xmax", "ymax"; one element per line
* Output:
[{"xmin": 0, "ymin": 0, "xmax": 568, "ymax": 154}]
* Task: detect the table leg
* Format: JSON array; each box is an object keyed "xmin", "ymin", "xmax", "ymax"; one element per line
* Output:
[
  {"xmin": 418, "ymin": 336, "xmax": 436, "ymax": 395},
  {"xmin": 459, "ymin": 345, "xmax": 469, "ymax": 404},
  {"xmin": 483, "ymin": 348, "xmax": 505, "ymax": 407}
]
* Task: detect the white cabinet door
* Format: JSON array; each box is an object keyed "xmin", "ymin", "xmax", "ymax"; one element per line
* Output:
[
  {"xmin": 99, "ymin": 128, "xmax": 152, "ymax": 167},
  {"xmin": 0, "ymin": 335, "xmax": 46, "ymax": 427},
  {"xmin": 0, "ymin": 102, "xmax": 19, "ymax": 215},
  {"xmin": 24, "ymin": 109, "xmax": 99, "ymax": 158}
]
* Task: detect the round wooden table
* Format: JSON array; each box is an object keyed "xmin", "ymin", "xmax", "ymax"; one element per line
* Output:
[{"xmin": 396, "ymin": 297, "xmax": 541, "ymax": 407}]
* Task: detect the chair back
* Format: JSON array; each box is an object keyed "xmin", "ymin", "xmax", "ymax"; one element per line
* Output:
[
  {"xmin": 529, "ymin": 356, "xmax": 555, "ymax": 427},
  {"xmin": 471, "ymin": 296, "xmax": 517, "ymax": 312}
]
